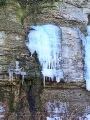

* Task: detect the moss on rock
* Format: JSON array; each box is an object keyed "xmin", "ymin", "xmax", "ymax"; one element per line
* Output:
[{"xmin": 0, "ymin": 0, "xmax": 6, "ymax": 5}]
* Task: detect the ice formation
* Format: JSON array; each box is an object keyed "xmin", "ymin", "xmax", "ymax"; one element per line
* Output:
[
  {"xmin": 8, "ymin": 61, "xmax": 26, "ymax": 83},
  {"xmin": 84, "ymin": 25, "xmax": 90, "ymax": 91},
  {"xmin": 21, "ymin": 72, "xmax": 26, "ymax": 85},
  {"xmin": 79, "ymin": 25, "xmax": 90, "ymax": 91},
  {"xmin": 8, "ymin": 66, "xmax": 14, "ymax": 81},
  {"xmin": 25, "ymin": 24, "xmax": 63, "ymax": 86},
  {"xmin": 0, "ymin": 105, "xmax": 5, "ymax": 119},
  {"xmin": 14, "ymin": 61, "xmax": 22, "ymax": 75}
]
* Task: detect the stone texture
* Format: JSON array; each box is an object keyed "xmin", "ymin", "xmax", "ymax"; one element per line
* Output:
[
  {"xmin": 0, "ymin": 84, "xmax": 31, "ymax": 120},
  {"xmin": 63, "ymin": 0, "xmax": 88, "ymax": 7},
  {"xmin": 53, "ymin": 3, "xmax": 88, "ymax": 24},
  {"xmin": 0, "ymin": 0, "xmax": 25, "ymax": 69},
  {"xmin": 41, "ymin": 88, "xmax": 90, "ymax": 120},
  {"xmin": 61, "ymin": 27, "xmax": 84, "ymax": 82},
  {"xmin": 0, "ymin": 0, "xmax": 41, "ymax": 80},
  {"xmin": 1, "ymin": 0, "xmax": 90, "ymax": 82},
  {"xmin": 21, "ymin": 0, "xmax": 90, "ymax": 83},
  {"xmin": 1, "ymin": 0, "xmax": 90, "ymax": 119},
  {"xmin": 0, "ymin": 0, "xmax": 23, "ymax": 25},
  {"xmin": 23, "ymin": 0, "xmax": 90, "ymax": 31}
]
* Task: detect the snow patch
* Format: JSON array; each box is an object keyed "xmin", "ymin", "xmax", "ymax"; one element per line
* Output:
[
  {"xmin": 46, "ymin": 100, "xmax": 67, "ymax": 120},
  {"xmin": 0, "ymin": 105, "xmax": 5, "ymax": 119}
]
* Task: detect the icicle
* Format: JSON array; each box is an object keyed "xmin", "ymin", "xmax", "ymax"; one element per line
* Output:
[
  {"xmin": 8, "ymin": 66, "xmax": 14, "ymax": 81},
  {"xmin": 21, "ymin": 72, "xmax": 26, "ymax": 85},
  {"xmin": 14, "ymin": 61, "xmax": 22, "ymax": 79},
  {"xmin": 16, "ymin": 61, "xmax": 19, "ymax": 69},
  {"xmin": 83, "ymin": 25, "xmax": 90, "ymax": 91}
]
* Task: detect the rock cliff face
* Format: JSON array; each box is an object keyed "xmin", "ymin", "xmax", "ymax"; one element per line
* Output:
[
  {"xmin": 0, "ymin": 0, "xmax": 40, "ymax": 81},
  {"xmin": 0, "ymin": 0, "xmax": 90, "ymax": 83},
  {"xmin": 62, "ymin": 27, "xmax": 84, "ymax": 82}
]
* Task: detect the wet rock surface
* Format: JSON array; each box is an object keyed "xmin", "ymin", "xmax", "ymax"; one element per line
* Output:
[
  {"xmin": 0, "ymin": 78, "xmax": 43, "ymax": 120},
  {"xmin": 41, "ymin": 87, "xmax": 90, "ymax": 119},
  {"xmin": 61, "ymin": 27, "xmax": 84, "ymax": 82},
  {"xmin": 0, "ymin": 83, "xmax": 30, "ymax": 120},
  {"xmin": 0, "ymin": 85, "xmax": 16, "ymax": 120}
]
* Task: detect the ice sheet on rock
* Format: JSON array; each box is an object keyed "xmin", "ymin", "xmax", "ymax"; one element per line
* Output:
[
  {"xmin": 0, "ymin": 105, "xmax": 5, "ymax": 119},
  {"xmin": 84, "ymin": 35, "xmax": 90, "ymax": 91},
  {"xmin": 80, "ymin": 25, "xmax": 90, "ymax": 91},
  {"xmin": 25, "ymin": 24, "xmax": 63, "ymax": 83}
]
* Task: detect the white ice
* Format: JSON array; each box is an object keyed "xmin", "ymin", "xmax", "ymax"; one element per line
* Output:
[
  {"xmin": 0, "ymin": 106, "xmax": 4, "ymax": 112},
  {"xmin": 14, "ymin": 61, "xmax": 22, "ymax": 75},
  {"xmin": 25, "ymin": 24, "xmax": 63, "ymax": 85},
  {"xmin": 83, "ymin": 25, "xmax": 90, "ymax": 91},
  {"xmin": 84, "ymin": 114, "xmax": 90, "ymax": 120},
  {"xmin": 79, "ymin": 26, "xmax": 90, "ymax": 91},
  {"xmin": 46, "ymin": 117, "xmax": 60, "ymax": 120},
  {"xmin": 0, "ymin": 105, "xmax": 5, "ymax": 119}
]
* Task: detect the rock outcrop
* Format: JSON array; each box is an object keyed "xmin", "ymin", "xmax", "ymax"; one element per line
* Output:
[
  {"xmin": 0, "ymin": 0, "xmax": 41, "ymax": 81},
  {"xmin": 23, "ymin": 0, "xmax": 90, "ymax": 82},
  {"xmin": 1, "ymin": 0, "xmax": 90, "ymax": 119},
  {"xmin": 0, "ymin": 0, "xmax": 90, "ymax": 82},
  {"xmin": 62, "ymin": 27, "xmax": 84, "ymax": 82}
]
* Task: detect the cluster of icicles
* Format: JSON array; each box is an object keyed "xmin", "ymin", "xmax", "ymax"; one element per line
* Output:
[{"xmin": 25, "ymin": 24, "xmax": 63, "ymax": 86}]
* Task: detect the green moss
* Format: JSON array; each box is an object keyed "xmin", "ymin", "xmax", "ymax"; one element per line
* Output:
[
  {"xmin": 0, "ymin": 0, "xmax": 24, "ymax": 25},
  {"xmin": 17, "ymin": 0, "xmax": 57, "ymax": 8},
  {"xmin": 0, "ymin": 18, "xmax": 25, "ymax": 35},
  {"xmin": 0, "ymin": 0, "xmax": 6, "ymax": 5}
]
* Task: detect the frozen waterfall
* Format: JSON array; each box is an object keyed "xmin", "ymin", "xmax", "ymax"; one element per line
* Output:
[{"xmin": 25, "ymin": 24, "xmax": 63, "ymax": 86}]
